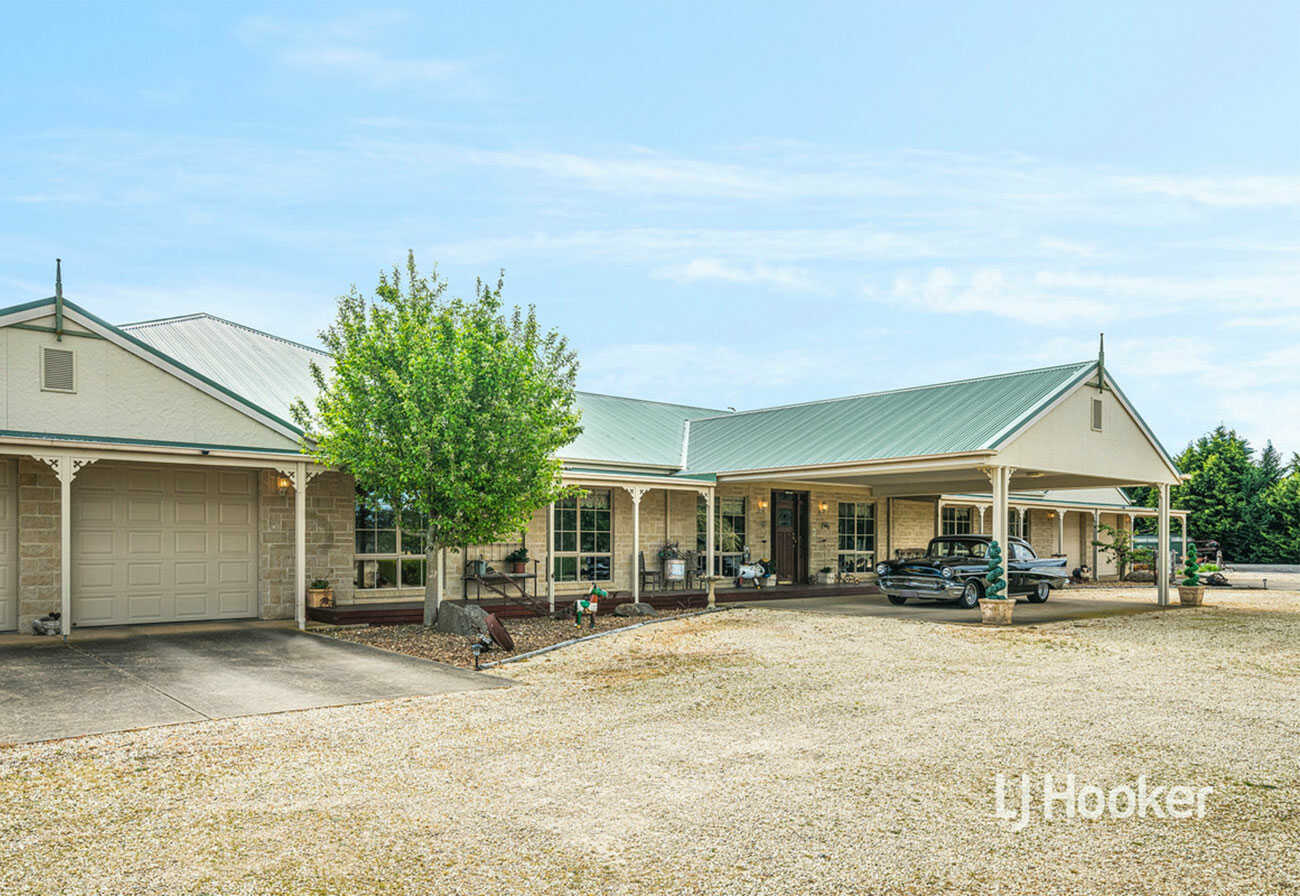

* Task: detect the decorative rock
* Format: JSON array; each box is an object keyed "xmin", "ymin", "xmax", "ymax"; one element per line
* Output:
[
  {"xmin": 432, "ymin": 601, "xmax": 490, "ymax": 638},
  {"xmin": 1125, "ymin": 570, "xmax": 1155, "ymax": 583},
  {"xmin": 613, "ymin": 601, "xmax": 657, "ymax": 617}
]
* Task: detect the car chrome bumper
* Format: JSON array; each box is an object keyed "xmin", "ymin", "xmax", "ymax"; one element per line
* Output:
[{"xmin": 879, "ymin": 575, "xmax": 965, "ymax": 599}]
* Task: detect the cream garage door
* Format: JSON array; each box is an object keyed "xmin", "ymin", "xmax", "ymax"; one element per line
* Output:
[
  {"xmin": 72, "ymin": 464, "xmax": 258, "ymax": 626},
  {"xmin": 0, "ymin": 459, "xmax": 16, "ymax": 631}
]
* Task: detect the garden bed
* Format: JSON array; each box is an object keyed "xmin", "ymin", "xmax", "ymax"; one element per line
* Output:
[{"xmin": 317, "ymin": 609, "xmax": 699, "ymax": 668}]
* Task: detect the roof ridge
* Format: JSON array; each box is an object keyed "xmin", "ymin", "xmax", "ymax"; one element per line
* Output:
[
  {"xmin": 121, "ymin": 312, "xmax": 331, "ymax": 358},
  {"xmin": 686, "ymin": 360, "xmax": 1095, "ymax": 423}
]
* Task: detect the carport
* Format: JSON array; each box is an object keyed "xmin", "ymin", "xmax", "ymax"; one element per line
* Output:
[{"xmin": 676, "ymin": 346, "xmax": 1185, "ymax": 605}]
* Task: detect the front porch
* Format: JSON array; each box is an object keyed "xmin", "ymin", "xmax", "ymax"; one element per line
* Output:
[{"xmin": 309, "ymin": 579, "xmax": 883, "ymax": 623}]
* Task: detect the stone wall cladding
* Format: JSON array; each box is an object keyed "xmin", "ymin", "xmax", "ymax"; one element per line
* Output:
[
  {"xmin": 256, "ymin": 469, "xmax": 355, "ymax": 619},
  {"xmin": 16, "ymin": 458, "xmax": 60, "ymax": 632},
  {"xmin": 888, "ymin": 499, "xmax": 937, "ymax": 556}
]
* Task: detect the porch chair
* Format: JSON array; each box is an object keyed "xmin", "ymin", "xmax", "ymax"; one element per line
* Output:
[
  {"xmin": 639, "ymin": 551, "xmax": 662, "ymax": 594},
  {"xmin": 682, "ymin": 549, "xmax": 700, "ymax": 591}
]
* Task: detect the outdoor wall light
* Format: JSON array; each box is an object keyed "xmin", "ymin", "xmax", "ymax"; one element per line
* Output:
[
  {"xmin": 818, "ymin": 501, "xmax": 828, "ymax": 512},
  {"xmin": 757, "ymin": 499, "xmax": 768, "ymax": 509},
  {"xmin": 276, "ymin": 474, "xmax": 292, "ymax": 495}
]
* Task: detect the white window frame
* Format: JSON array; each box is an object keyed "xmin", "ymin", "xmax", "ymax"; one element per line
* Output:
[
  {"xmin": 697, "ymin": 495, "xmax": 747, "ymax": 576},
  {"xmin": 354, "ymin": 490, "xmax": 428, "ymax": 592},
  {"xmin": 941, "ymin": 506, "xmax": 973, "ymax": 536},
  {"xmin": 837, "ymin": 501, "xmax": 877, "ymax": 573},
  {"xmin": 554, "ymin": 489, "xmax": 614, "ymax": 583}
]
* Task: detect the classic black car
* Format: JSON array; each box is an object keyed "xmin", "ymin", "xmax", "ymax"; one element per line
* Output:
[{"xmin": 875, "ymin": 535, "xmax": 1068, "ymax": 609}]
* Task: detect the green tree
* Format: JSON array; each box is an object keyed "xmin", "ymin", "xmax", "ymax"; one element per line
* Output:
[
  {"xmin": 293, "ymin": 253, "xmax": 583, "ymax": 625},
  {"xmin": 1259, "ymin": 441, "xmax": 1284, "ymax": 486},
  {"xmin": 1261, "ymin": 474, "xmax": 1300, "ymax": 563},
  {"xmin": 1164, "ymin": 426, "xmax": 1263, "ymax": 562}
]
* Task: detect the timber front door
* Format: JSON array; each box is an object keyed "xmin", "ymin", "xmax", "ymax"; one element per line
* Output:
[{"xmin": 770, "ymin": 490, "xmax": 809, "ymax": 584}]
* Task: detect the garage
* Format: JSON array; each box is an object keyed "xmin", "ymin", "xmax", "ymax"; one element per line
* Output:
[
  {"xmin": 71, "ymin": 463, "xmax": 259, "ymax": 626},
  {"xmin": 0, "ymin": 459, "xmax": 15, "ymax": 630}
]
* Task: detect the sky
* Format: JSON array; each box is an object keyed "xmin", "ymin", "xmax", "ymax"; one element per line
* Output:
[{"xmin": 4, "ymin": 1, "xmax": 1300, "ymax": 458}]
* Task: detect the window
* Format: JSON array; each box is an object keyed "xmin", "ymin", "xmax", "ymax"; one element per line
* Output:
[
  {"xmin": 941, "ymin": 506, "xmax": 973, "ymax": 535},
  {"xmin": 1007, "ymin": 510, "xmax": 1031, "ymax": 542},
  {"xmin": 837, "ymin": 502, "xmax": 876, "ymax": 573},
  {"xmin": 1091, "ymin": 397, "xmax": 1103, "ymax": 431},
  {"xmin": 554, "ymin": 490, "xmax": 613, "ymax": 582},
  {"xmin": 1010, "ymin": 541, "xmax": 1036, "ymax": 561},
  {"xmin": 354, "ymin": 490, "xmax": 429, "ymax": 590},
  {"xmin": 696, "ymin": 496, "xmax": 747, "ymax": 576}
]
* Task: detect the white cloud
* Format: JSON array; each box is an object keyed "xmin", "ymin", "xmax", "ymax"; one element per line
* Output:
[
  {"xmin": 1119, "ymin": 175, "xmax": 1300, "ymax": 207},
  {"xmin": 653, "ymin": 258, "xmax": 815, "ymax": 291},
  {"xmin": 239, "ymin": 12, "xmax": 468, "ymax": 88},
  {"xmin": 578, "ymin": 342, "xmax": 873, "ymax": 408},
  {"xmin": 431, "ymin": 226, "xmax": 941, "ymax": 266},
  {"xmin": 883, "ymin": 268, "xmax": 1115, "ymax": 324},
  {"xmin": 280, "ymin": 47, "xmax": 463, "ymax": 86}
]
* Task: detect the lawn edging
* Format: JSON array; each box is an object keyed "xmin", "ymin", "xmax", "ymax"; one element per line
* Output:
[{"xmin": 478, "ymin": 606, "xmax": 732, "ymax": 669}]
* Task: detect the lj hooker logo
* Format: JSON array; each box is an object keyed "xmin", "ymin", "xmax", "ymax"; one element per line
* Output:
[{"xmin": 995, "ymin": 774, "xmax": 1213, "ymax": 832}]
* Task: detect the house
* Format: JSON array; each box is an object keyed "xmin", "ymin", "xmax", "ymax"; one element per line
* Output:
[{"xmin": 0, "ymin": 287, "xmax": 1187, "ymax": 635}]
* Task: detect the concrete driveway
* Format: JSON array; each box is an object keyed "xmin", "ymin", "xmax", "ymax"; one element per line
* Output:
[
  {"xmin": 0, "ymin": 622, "xmax": 503, "ymax": 745},
  {"xmin": 743, "ymin": 589, "xmax": 1163, "ymax": 625}
]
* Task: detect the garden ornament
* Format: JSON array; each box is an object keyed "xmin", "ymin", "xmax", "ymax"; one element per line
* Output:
[{"xmin": 576, "ymin": 585, "xmax": 605, "ymax": 628}]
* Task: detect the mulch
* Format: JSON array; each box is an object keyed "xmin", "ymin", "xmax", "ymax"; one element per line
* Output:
[{"xmin": 318, "ymin": 609, "xmax": 697, "ymax": 668}]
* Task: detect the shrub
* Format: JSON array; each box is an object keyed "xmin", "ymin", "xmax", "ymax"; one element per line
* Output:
[
  {"xmin": 984, "ymin": 540, "xmax": 1007, "ymax": 600},
  {"xmin": 1182, "ymin": 543, "xmax": 1201, "ymax": 587}
]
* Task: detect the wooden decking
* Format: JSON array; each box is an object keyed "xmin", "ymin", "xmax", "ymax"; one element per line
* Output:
[{"xmin": 307, "ymin": 582, "xmax": 883, "ymax": 625}]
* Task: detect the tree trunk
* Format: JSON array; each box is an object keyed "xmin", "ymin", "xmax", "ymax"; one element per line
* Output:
[{"xmin": 423, "ymin": 528, "xmax": 441, "ymax": 626}]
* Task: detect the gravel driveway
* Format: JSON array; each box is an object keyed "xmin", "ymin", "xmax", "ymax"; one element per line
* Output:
[{"xmin": 2, "ymin": 587, "xmax": 1297, "ymax": 895}]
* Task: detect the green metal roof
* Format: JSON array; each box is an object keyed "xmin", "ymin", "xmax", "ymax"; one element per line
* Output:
[
  {"xmin": 681, "ymin": 361, "xmax": 1097, "ymax": 473},
  {"xmin": 116, "ymin": 313, "xmax": 725, "ymax": 469},
  {"xmin": 557, "ymin": 392, "xmax": 727, "ymax": 467},
  {"xmin": 121, "ymin": 313, "xmax": 330, "ymax": 427},
  {"xmin": 1, "ymin": 299, "xmax": 1132, "ymax": 475}
]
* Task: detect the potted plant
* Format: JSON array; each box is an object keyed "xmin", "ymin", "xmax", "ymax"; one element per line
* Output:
[
  {"xmin": 978, "ymin": 540, "xmax": 1014, "ymax": 625},
  {"xmin": 815, "ymin": 565, "xmax": 834, "ymax": 585},
  {"xmin": 1178, "ymin": 543, "xmax": 1205, "ymax": 606},
  {"xmin": 759, "ymin": 558, "xmax": 777, "ymax": 588},
  {"xmin": 306, "ymin": 578, "xmax": 334, "ymax": 608},
  {"xmin": 504, "ymin": 547, "xmax": 529, "ymax": 575},
  {"xmin": 658, "ymin": 541, "xmax": 686, "ymax": 583}
]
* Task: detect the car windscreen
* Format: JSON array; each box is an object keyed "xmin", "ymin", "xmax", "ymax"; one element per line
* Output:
[{"xmin": 927, "ymin": 540, "xmax": 987, "ymax": 559}]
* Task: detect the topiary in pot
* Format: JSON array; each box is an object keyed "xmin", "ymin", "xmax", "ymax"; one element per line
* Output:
[
  {"xmin": 979, "ymin": 539, "xmax": 1014, "ymax": 624},
  {"xmin": 1178, "ymin": 543, "xmax": 1205, "ymax": 606}
]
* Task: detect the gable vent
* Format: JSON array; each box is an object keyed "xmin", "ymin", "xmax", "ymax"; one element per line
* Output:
[
  {"xmin": 1090, "ymin": 397, "xmax": 1103, "ymax": 431},
  {"xmin": 41, "ymin": 346, "xmax": 76, "ymax": 393}
]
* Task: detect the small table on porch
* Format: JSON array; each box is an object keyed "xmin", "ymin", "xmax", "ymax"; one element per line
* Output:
[{"xmin": 462, "ymin": 561, "xmax": 545, "ymax": 613}]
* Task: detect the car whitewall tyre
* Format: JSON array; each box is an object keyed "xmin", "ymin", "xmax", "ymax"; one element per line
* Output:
[
  {"xmin": 958, "ymin": 580, "xmax": 982, "ymax": 609},
  {"xmin": 1028, "ymin": 582, "xmax": 1050, "ymax": 603}
]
